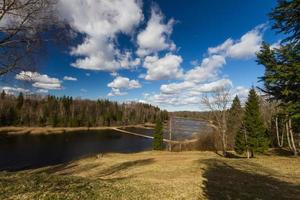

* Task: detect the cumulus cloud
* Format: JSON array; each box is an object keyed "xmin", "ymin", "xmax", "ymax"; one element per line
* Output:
[
  {"xmin": 16, "ymin": 71, "xmax": 62, "ymax": 90},
  {"xmin": 143, "ymin": 53, "xmax": 183, "ymax": 80},
  {"xmin": 1, "ymin": 86, "xmax": 30, "ymax": 95},
  {"xmin": 107, "ymin": 76, "xmax": 141, "ymax": 96},
  {"xmin": 208, "ymin": 24, "xmax": 265, "ymax": 59},
  {"xmin": 160, "ymin": 81, "xmax": 195, "ymax": 94},
  {"xmin": 37, "ymin": 89, "xmax": 49, "ymax": 93},
  {"xmin": 63, "ymin": 76, "xmax": 77, "ymax": 81},
  {"xmin": 136, "ymin": 7, "xmax": 176, "ymax": 57},
  {"xmin": 59, "ymin": 0, "xmax": 143, "ymax": 71},
  {"xmin": 147, "ymin": 78, "xmax": 232, "ymax": 107},
  {"xmin": 184, "ymin": 55, "xmax": 226, "ymax": 83},
  {"xmin": 108, "ymin": 88, "xmax": 128, "ymax": 96}
]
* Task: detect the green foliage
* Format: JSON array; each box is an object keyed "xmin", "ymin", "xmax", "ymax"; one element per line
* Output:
[
  {"xmin": 227, "ymin": 96, "xmax": 244, "ymax": 149},
  {"xmin": 257, "ymin": 0, "xmax": 300, "ymax": 119},
  {"xmin": 0, "ymin": 93, "xmax": 168, "ymax": 127},
  {"xmin": 257, "ymin": 43, "xmax": 300, "ymax": 119},
  {"xmin": 16, "ymin": 92, "xmax": 24, "ymax": 109},
  {"xmin": 269, "ymin": 0, "xmax": 300, "ymax": 44},
  {"xmin": 153, "ymin": 119, "xmax": 163, "ymax": 150},
  {"xmin": 234, "ymin": 126, "xmax": 247, "ymax": 154},
  {"xmin": 235, "ymin": 89, "xmax": 270, "ymax": 155},
  {"xmin": 1, "ymin": 90, "xmax": 5, "ymax": 99}
]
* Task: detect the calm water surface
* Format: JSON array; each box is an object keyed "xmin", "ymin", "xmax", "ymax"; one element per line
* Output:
[
  {"xmin": 122, "ymin": 118, "xmax": 210, "ymax": 140},
  {"xmin": 0, "ymin": 130, "xmax": 151, "ymax": 171},
  {"xmin": 0, "ymin": 119, "xmax": 208, "ymax": 171}
]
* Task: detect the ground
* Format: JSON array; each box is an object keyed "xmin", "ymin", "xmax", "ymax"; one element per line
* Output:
[{"xmin": 0, "ymin": 151, "xmax": 299, "ymax": 200}]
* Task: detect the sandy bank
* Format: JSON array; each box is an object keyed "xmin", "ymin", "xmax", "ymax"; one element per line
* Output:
[{"xmin": 0, "ymin": 124, "xmax": 154, "ymax": 135}]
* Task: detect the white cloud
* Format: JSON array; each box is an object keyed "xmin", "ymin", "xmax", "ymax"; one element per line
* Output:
[
  {"xmin": 147, "ymin": 78, "xmax": 233, "ymax": 107},
  {"xmin": 208, "ymin": 39, "xmax": 234, "ymax": 55},
  {"xmin": 37, "ymin": 89, "xmax": 48, "ymax": 93},
  {"xmin": 63, "ymin": 76, "xmax": 77, "ymax": 81},
  {"xmin": 270, "ymin": 40, "xmax": 281, "ymax": 50},
  {"xmin": 16, "ymin": 71, "xmax": 62, "ymax": 90},
  {"xmin": 233, "ymin": 86, "xmax": 250, "ymax": 101},
  {"xmin": 208, "ymin": 24, "xmax": 265, "ymax": 59},
  {"xmin": 136, "ymin": 7, "xmax": 176, "ymax": 57},
  {"xmin": 80, "ymin": 88, "xmax": 87, "ymax": 93},
  {"xmin": 107, "ymin": 76, "xmax": 141, "ymax": 96},
  {"xmin": 108, "ymin": 88, "xmax": 128, "ymax": 96},
  {"xmin": 108, "ymin": 76, "xmax": 141, "ymax": 89},
  {"xmin": 143, "ymin": 53, "xmax": 183, "ymax": 80},
  {"xmin": 1, "ymin": 86, "xmax": 30, "ymax": 95},
  {"xmin": 119, "ymin": 51, "xmax": 141, "ymax": 69},
  {"xmin": 194, "ymin": 79, "xmax": 232, "ymax": 92},
  {"xmin": 59, "ymin": 0, "xmax": 143, "ymax": 71},
  {"xmin": 160, "ymin": 81, "xmax": 195, "ymax": 94},
  {"xmin": 184, "ymin": 55, "xmax": 226, "ymax": 83}
]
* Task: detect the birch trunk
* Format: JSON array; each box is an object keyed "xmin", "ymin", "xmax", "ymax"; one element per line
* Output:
[
  {"xmin": 275, "ymin": 117, "xmax": 284, "ymax": 147},
  {"xmin": 288, "ymin": 119, "xmax": 298, "ymax": 156},
  {"xmin": 286, "ymin": 121, "xmax": 293, "ymax": 150}
]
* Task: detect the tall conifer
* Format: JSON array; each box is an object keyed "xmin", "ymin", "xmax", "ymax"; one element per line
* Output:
[
  {"xmin": 153, "ymin": 119, "xmax": 163, "ymax": 150},
  {"xmin": 235, "ymin": 89, "xmax": 269, "ymax": 157}
]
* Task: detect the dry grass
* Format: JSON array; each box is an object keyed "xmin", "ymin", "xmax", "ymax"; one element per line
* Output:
[{"xmin": 1, "ymin": 151, "xmax": 300, "ymax": 199}]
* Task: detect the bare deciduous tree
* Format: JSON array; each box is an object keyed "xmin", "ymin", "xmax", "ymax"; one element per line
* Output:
[
  {"xmin": 0, "ymin": 0, "xmax": 67, "ymax": 76},
  {"xmin": 201, "ymin": 86, "xmax": 231, "ymax": 157}
]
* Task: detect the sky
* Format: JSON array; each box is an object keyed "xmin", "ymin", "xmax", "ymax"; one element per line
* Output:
[{"xmin": 2, "ymin": 0, "xmax": 282, "ymax": 111}]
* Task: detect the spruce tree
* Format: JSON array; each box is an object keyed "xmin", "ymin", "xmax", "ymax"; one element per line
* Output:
[
  {"xmin": 234, "ymin": 124, "xmax": 247, "ymax": 155},
  {"xmin": 1, "ymin": 90, "xmax": 5, "ymax": 99},
  {"xmin": 240, "ymin": 89, "xmax": 269, "ymax": 156},
  {"xmin": 17, "ymin": 92, "xmax": 24, "ymax": 109},
  {"xmin": 153, "ymin": 119, "xmax": 163, "ymax": 150},
  {"xmin": 227, "ymin": 96, "xmax": 243, "ymax": 149}
]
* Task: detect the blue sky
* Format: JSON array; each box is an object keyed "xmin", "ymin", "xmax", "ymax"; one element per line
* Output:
[{"xmin": 3, "ymin": 0, "xmax": 281, "ymax": 111}]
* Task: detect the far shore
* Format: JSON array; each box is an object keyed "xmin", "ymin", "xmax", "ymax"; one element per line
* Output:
[{"xmin": 0, "ymin": 124, "xmax": 154, "ymax": 135}]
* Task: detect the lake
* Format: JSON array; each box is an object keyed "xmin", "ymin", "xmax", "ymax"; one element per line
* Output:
[
  {"xmin": 0, "ymin": 118, "xmax": 208, "ymax": 171},
  {"xmin": 0, "ymin": 129, "xmax": 152, "ymax": 171},
  {"xmin": 122, "ymin": 118, "xmax": 210, "ymax": 140}
]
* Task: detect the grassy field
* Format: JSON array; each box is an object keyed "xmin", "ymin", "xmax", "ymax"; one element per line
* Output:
[{"xmin": 0, "ymin": 151, "xmax": 299, "ymax": 200}]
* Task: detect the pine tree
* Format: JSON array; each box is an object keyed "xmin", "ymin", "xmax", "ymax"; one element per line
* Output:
[
  {"xmin": 153, "ymin": 119, "xmax": 163, "ymax": 150},
  {"xmin": 256, "ymin": 0, "xmax": 300, "ymax": 155},
  {"xmin": 227, "ymin": 96, "xmax": 243, "ymax": 149},
  {"xmin": 17, "ymin": 92, "xmax": 24, "ymax": 109},
  {"xmin": 235, "ymin": 89, "xmax": 269, "ymax": 157},
  {"xmin": 234, "ymin": 124, "xmax": 247, "ymax": 155},
  {"xmin": 1, "ymin": 90, "xmax": 6, "ymax": 99}
]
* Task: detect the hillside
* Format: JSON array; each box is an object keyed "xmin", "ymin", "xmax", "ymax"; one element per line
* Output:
[{"xmin": 1, "ymin": 151, "xmax": 299, "ymax": 200}]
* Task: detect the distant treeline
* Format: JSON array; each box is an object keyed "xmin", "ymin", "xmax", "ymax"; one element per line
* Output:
[
  {"xmin": 171, "ymin": 111, "xmax": 210, "ymax": 120},
  {"xmin": 0, "ymin": 91, "xmax": 168, "ymax": 127}
]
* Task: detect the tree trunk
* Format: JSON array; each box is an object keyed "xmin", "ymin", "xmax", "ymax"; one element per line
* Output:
[
  {"xmin": 221, "ymin": 129, "xmax": 227, "ymax": 157},
  {"xmin": 275, "ymin": 117, "xmax": 284, "ymax": 147},
  {"xmin": 246, "ymin": 149, "xmax": 250, "ymax": 159},
  {"xmin": 288, "ymin": 119, "xmax": 298, "ymax": 156},
  {"xmin": 285, "ymin": 121, "xmax": 293, "ymax": 150},
  {"xmin": 169, "ymin": 117, "xmax": 172, "ymax": 152}
]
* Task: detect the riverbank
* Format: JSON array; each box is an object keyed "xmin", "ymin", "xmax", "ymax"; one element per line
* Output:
[
  {"xmin": 0, "ymin": 124, "xmax": 154, "ymax": 135},
  {"xmin": 1, "ymin": 150, "xmax": 299, "ymax": 200}
]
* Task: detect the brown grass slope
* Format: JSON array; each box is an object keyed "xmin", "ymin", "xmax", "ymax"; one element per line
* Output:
[{"xmin": 0, "ymin": 151, "xmax": 299, "ymax": 200}]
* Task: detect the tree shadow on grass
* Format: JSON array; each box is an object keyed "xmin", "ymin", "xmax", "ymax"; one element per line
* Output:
[
  {"xmin": 96, "ymin": 158, "xmax": 155, "ymax": 178},
  {"xmin": 267, "ymin": 148, "xmax": 297, "ymax": 157},
  {"xmin": 34, "ymin": 158, "xmax": 155, "ymax": 180},
  {"xmin": 202, "ymin": 159, "xmax": 300, "ymax": 200}
]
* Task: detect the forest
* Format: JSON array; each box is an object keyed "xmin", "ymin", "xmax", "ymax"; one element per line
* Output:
[{"xmin": 0, "ymin": 91, "xmax": 168, "ymax": 127}]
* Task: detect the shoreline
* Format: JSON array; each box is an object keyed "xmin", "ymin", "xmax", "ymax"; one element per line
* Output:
[{"xmin": 0, "ymin": 124, "xmax": 154, "ymax": 135}]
